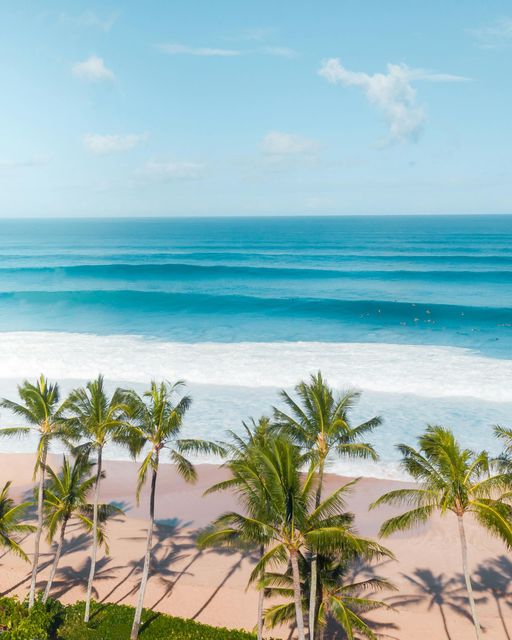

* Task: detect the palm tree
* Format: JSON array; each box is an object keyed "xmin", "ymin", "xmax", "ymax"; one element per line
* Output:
[
  {"xmin": 63, "ymin": 374, "xmax": 129, "ymax": 622},
  {"xmin": 370, "ymin": 425, "xmax": 512, "ymax": 640},
  {"xmin": 200, "ymin": 435, "xmax": 388, "ymax": 640},
  {"xmin": 0, "ymin": 481, "xmax": 35, "ymax": 561},
  {"xmin": 124, "ymin": 380, "xmax": 224, "ymax": 640},
  {"xmin": 200, "ymin": 416, "xmax": 272, "ymax": 640},
  {"xmin": 274, "ymin": 372, "xmax": 381, "ymax": 639},
  {"xmin": 263, "ymin": 552, "xmax": 394, "ymax": 640},
  {"xmin": 0, "ymin": 375, "xmax": 69, "ymax": 607},
  {"xmin": 42, "ymin": 454, "xmax": 122, "ymax": 603}
]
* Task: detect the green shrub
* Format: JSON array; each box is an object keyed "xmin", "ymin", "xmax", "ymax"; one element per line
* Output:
[
  {"xmin": 0, "ymin": 596, "xmax": 63, "ymax": 640},
  {"xmin": 0, "ymin": 597, "xmax": 271, "ymax": 640},
  {"xmin": 58, "ymin": 602, "xmax": 259, "ymax": 639}
]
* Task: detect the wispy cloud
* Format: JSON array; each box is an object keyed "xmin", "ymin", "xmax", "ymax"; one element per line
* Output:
[
  {"xmin": 141, "ymin": 160, "xmax": 205, "ymax": 181},
  {"xmin": 84, "ymin": 134, "xmax": 147, "ymax": 155},
  {"xmin": 261, "ymin": 131, "xmax": 320, "ymax": 157},
  {"xmin": 158, "ymin": 43, "xmax": 241, "ymax": 57},
  {"xmin": 72, "ymin": 55, "xmax": 114, "ymax": 82},
  {"xmin": 60, "ymin": 10, "xmax": 118, "ymax": 32},
  {"xmin": 0, "ymin": 155, "xmax": 50, "ymax": 169},
  {"xmin": 157, "ymin": 42, "xmax": 298, "ymax": 58},
  {"xmin": 319, "ymin": 59, "xmax": 468, "ymax": 144},
  {"xmin": 261, "ymin": 46, "xmax": 298, "ymax": 59},
  {"xmin": 469, "ymin": 17, "xmax": 512, "ymax": 49}
]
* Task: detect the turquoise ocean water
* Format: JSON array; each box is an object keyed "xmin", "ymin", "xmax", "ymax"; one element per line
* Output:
[{"xmin": 0, "ymin": 215, "xmax": 511, "ymax": 477}]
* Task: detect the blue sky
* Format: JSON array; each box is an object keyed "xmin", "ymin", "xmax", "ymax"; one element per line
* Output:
[{"xmin": 1, "ymin": 1, "xmax": 512, "ymax": 217}]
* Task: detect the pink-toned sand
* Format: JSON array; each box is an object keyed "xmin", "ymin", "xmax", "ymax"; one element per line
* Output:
[{"xmin": 1, "ymin": 453, "xmax": 511, "ymax": 639}]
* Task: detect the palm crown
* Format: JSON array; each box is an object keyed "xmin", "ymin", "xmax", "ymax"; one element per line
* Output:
[
  {"xmin": 0, "ymin": 481, "xmax": 35, "ymax": 561},
  {"xmin": 0, "ymin": 375, "xmax": 69, "ymax": 473},
  {"xmin": 273, "ymin": 372, "xmax": 381, "ymax": 478},
  {"xmin": 43, "ymin": 455, "xmax": 120, "ymax": 551},
  {"xmin": 371, "ymin": 425, "xmax": 512, "ymax": 541},
  {"xmin": 124, "ymin": 380, "xmax": 223, "ymax": 497},
  {"xmin": 64, "ymin": 374, "xmax": 130, "ymax": 452}
]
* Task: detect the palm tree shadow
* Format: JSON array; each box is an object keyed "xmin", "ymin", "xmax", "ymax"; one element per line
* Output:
[
  {"xmin": 0, "ymin": 557, "xmax": 53, "ymax": 596},
  {"xmin": 473, "ymin": 556, "xmax": 512, "ymax": 640},
  {"xmin": 51, "ymin": 556, "xmax": 119, "ymax": 600},
  {"xmin": 101, "ymin": 520, "xmax": 197, "ymax": 611},
  {"xmin": 388, "ymin": 568, "xmax": 479, "ymax": 640},
  {"xmin": 191, "ymin": 549, "xmax": 251, "ymax": 621}
]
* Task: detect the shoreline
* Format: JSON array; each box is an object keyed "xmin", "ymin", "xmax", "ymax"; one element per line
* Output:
[{"xmin": 1, "ymin": 453, "xmax": 511, "ymax": 638}]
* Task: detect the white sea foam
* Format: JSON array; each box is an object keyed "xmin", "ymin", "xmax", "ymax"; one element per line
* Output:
[
  {"xmin": 1, "ymin": 332, "xmax": 511, "ymax": 480},
  {"xmin": 0, "ymin": 331, "xmax": 510, "ymax": 402}
]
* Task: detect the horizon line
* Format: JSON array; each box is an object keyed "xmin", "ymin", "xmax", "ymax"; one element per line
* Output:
[{"xmin": 1, "ymin": 212, "xmax": 512, "ymax": 221}]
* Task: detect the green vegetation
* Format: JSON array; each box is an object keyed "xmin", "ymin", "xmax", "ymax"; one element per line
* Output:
[{"xmin": 0, "ymin": 598, "xmax": 261, "ymax": 640}]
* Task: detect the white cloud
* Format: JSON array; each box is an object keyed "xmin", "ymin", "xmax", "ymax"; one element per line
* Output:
[
  {"xmin": 0, "ymin": 155, "xmax": 50, "ymax": 169},
  {"xmin": 319, "ymin": 59, "xmax": 468, "ymax": 144},
  {"xmin": 72, "ymin": 56, "xmax": 114, "ymax": 81},
  {"xmin": 84, "ymin": 133, "xmax": 147, "ymax": 155},
  {"xmin": 262, "ymin": 46, "xmax": 298, "ymax": 59},
  {"xmin": 157, "ymin": 42, "xmax": 298, "ymax": 59},
  {"xmin": 158, "ymin": 43, "xmax": 241, "ymax": 57},
  {"xmin": 261, "ymin": 131, "xmax": 320, "ymax": 156},
  {"xmin": 469, "ymin": 18, "xmax": 512, "ymax": 49},
  {"xmin": 142, "ymin": 160, "xmax": 205, "ymax": 180},
  {"xmin": 60, "ymin": 10, "xmax": 118, "ymax": 32}
]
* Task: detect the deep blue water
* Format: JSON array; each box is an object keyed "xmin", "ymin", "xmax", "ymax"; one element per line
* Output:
[
  {"xmin": 0, "ymin": 215, "xmax": 511, "ymax": 356},
  {"xmin": 0, "ymin": 215, "xmax": 511, "ymax": 474}
]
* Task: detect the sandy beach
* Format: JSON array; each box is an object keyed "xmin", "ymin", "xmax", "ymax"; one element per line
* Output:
[{"xmin": 0, "ymin": 453, "xmax": 510, "ymax": 639}]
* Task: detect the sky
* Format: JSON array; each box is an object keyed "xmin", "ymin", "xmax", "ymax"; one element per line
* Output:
[{"xmin": 1, "ymin": 1, "xmax": 512, "ymax": 217}]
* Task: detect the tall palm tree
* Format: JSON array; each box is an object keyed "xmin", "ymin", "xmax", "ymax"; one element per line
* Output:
[
  {"xmin": 201, "ymin": 416, "xmax": 272, "ymax": 640},
  {"xmin": 124, "ymin": 380, "xmax": 224, "ymax": 640},
  {"xmin": 0, "ymin": 481, "xmax": 35, "ymax": 561},
  {"xmin": 201, "ymin": 435, "xmax": 388, "ymax": 640},
  {"xmin": 274, "ymin": 372, "xmax": 381, "ymax": 639},
  {"xmin": 42, "ymin": 454, "xmax": 122, "ymax": 603},
  {"xmin": 263, "ymin": 552, "xmax": 394, "ymax": 640},
  {"xmin": 63, "ymin": 374, "xmax": 129, "ymax": 622},
  {"xmin": 370, "ymin": 425, "xmax": 512, "ymax": 640},
  {"xmin": 0, "ymin": 375, "xmax": 68, "ymax": 607}
]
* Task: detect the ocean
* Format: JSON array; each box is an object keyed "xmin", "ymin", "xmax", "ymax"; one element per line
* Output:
[{"xmin": 0, "ymin": 214, "xmax": 511, "ymax": 478}]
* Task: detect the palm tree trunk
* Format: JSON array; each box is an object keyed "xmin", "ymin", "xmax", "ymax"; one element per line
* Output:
[
  {"xmin": 290, "ymin": 549, "xmax": 306, "ymax": 640},
  {"xmin": 309, "ymin": 458, "xmax": 325, "ymax": 640},
  {"xmin": 29, "ymin": 445, "xmax": 47, "ymax": 608},
  {"xmin": 257, "ymin": 585, "xmax": 264, "ymax": 640},
  {"xmin": 257, "ymin": 544, "xmax": 265, "ymax": 640},
  {"xmin": 131, "ymin": 462, "xmax": 158, "ymax": 640},
  {"xmin": 457, "ymin": 515, "xmax": 482, "ymax": 640},
  {"xmin": 84, "ymin": 446, "xmax": 102, "ymax": 623},
  {"xmin": 43, "ymin": 518, "xmax": 68, "ymax": 603}
]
